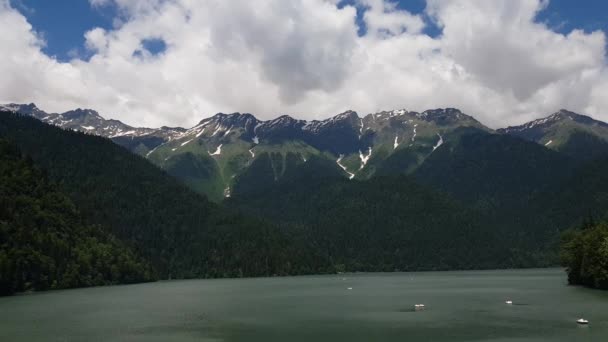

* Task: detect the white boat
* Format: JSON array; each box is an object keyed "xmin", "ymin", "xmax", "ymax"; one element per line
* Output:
[
  {"xmin": 577, "ymin": 318, "xmax": 589, "ymax": 325},
  {"xmin": 414, "ymin": 304, "xmax": 425, "ymax": 310},
  {"xmin": 505, "ymin": 300, "xmax": 513, "ymax": 305},
  {"xmin": 347, "ymin": 287, "xmax": 353, "ymax": 290}
]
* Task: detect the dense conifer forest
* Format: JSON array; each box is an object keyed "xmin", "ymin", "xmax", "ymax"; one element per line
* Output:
[
  {"xmin": 561, "ymin": 220, "xmax": 608, "ymax": 290},
  {"xmin": 0, "ymin": 113, "xmax": 330, "ymax": 294},
  {"xmin": 0, "ymin": 139, "xmax": 154, "ymax": 295}
]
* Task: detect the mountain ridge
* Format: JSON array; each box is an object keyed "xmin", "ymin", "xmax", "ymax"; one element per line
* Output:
[
  {"xmin": 5, "ymin": 103, "xmax": 607, "ymax": 142},
  {"xmin": 4, "ymin": 103, "xmax": 608, "ymax": 201}
]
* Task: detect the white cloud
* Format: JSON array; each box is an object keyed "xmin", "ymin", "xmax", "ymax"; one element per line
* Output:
[{"xmin": 0, "ymin": 0, "xmax": 607, "ymax": 128}]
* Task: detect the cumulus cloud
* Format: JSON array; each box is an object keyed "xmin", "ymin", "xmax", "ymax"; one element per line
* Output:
[{"xmin": 0, "ymin": 0, "xmax": 606, "ymax": 128}]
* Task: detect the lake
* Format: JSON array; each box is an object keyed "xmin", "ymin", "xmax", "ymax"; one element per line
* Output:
[{"xmin": 0, "ymin": 268, "xmax": 607, "ymax": 341}]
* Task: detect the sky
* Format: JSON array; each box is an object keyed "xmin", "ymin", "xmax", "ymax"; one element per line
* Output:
[{"xmin": 1, "ymin": 0, "xmax": 608, "ymax": 128}]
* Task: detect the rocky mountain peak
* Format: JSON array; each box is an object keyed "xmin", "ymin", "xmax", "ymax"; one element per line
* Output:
[
  {"xmin": 201, "ymin": 112, "xmax": 259, "ymax": 129},
  {"xmin": 62, "ymin": 108, "xmax": 101, "ymax": 120},
  {"xmin": 0, "ymin": 103, "xmax": 46, "ymax": 118},
  {"xmin": 418, "ymin": 108, "xmax": 470, "ymax": 123}
]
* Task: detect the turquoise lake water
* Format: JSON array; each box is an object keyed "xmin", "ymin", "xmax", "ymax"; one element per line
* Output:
[{"xmin": 1, "ymin": 268, "xmax": 607, "ymax": 341}]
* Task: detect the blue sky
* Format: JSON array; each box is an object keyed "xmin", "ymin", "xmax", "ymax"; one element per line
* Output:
[{"xmin": 12, "ymin": 0, "xmax": 608, "ymax": 62}]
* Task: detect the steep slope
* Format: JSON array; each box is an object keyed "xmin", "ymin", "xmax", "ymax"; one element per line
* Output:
[
  {"xmin": 0, "ymin": 139, "xmax": 153, "ymax": 295},
  {"xmin": 498, "ymin": 109, "xmax": 608, "ymax": 161},
  {"xmin": 0, "ymin": 112, "xmax": 323, "ymax": 280}
]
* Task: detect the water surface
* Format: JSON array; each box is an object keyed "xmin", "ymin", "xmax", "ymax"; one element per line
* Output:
[{"xmin": 1, "ymin": 268, "xmax": 607, "ymax": 341}]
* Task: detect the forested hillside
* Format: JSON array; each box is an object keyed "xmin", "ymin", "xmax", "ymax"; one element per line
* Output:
[
  {"xmin": 0, "ymin": 112, "xmax": 329, "ymax": 286},
  {"xmin": 413, "ymin": 128, "xmax": 574, "ymax": 213},
  {"xmin": 229, "ymin": 175, "xmax": 543, "ymax": 271},
  {"xmin": 230, "ymin": 127, "xmax": 608, "ymax": 270},
  {"xmin": 561, "ymin": 220, "xmax": 608, "ymax": 290},
  {"xmin": 0, "ymin": 140, "xmax": 154, "ymax": 295}
]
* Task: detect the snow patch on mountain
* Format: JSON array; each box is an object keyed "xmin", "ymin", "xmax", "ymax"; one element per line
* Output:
[
  {"xmin": 359, "ymin": 118, "xmax": 364, "ymax": 138},
  {"xmin": 146, "ymin": 145, "xmax": 161, "ymax": 157},
  {"xmin": 209, "ymin": 144, "xmax": 223, "ymax": 156},
  {"xmin": 359, "ymin": 147, "xmax": 372, "ymax": 170},
  {"xmin": 211, "ymin": 125, "xmax": 223, "ymax": 137},
  {"xmin": 432, "ymin": 133, "xmax": 444, "ymax": 151},
  {"xmin": 336, "ymin": 155, "xmax": 355, "ymax": 180},
  {"xmin": 393, "ymin": 109, "xmax": 406, "ymax": 116},
  {"xmin": 109, "ymin": 130, "xmax": 128, "ymax": 138}
]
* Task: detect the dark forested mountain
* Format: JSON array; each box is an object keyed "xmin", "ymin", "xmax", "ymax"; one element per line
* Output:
[
  {"xmin": 0, "ymin": 112, "xmax": 330, "ymax": 289},
  {"xmin": 227, "ymin": 126, "xmax": 608, "ymax": 270},
  {"xmin": 413, "ymin": 127, "xmax": 574, "ymax": 213},
  {"xmin": 229, "ymin": 175, "xmax": 521, "ymax": 271},
  {"xmin": 0, "ymin": 139, "xmax": 153, "ymax": 295},
  {"xmin": 529, "ymin": 157, "xmax": 608, "ymax": 232}
]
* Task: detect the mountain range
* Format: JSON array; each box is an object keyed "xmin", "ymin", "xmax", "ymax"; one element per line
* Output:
[
  {"xmin": 2, "ymin": 102, "xmax": 608, "ymax": 294},
  {"xmin": 5, "ymin": 103, "xmax": 607, "ymax": 202}
]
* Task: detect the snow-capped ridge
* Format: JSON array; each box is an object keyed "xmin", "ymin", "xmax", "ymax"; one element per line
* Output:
[{"xmin": 499, "ymin": 109, "xmax": 608, "ymax": 134}]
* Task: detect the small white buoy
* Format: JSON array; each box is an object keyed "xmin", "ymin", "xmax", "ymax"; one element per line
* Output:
[
  {"xmin": 577, "ymin": 318, "xmax": 589, "ymax": 325},
  {"xmin": 505, "ymin": 300, "xmax": 513, "ymax": 305}
]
